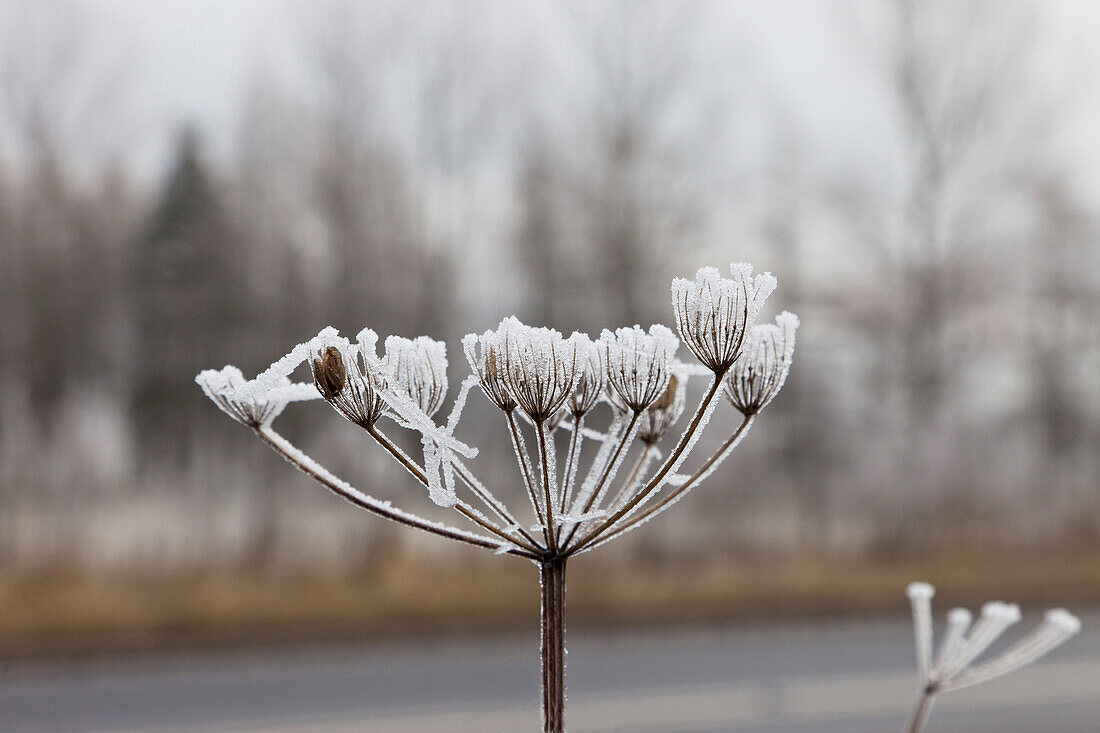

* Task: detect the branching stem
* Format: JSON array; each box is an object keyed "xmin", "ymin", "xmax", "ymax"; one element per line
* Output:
[
  {"xmin": 365, "ymin": 425, "xmax": 535, "ymax": 553},
  {"xmin": 253, "ymin": 427, "xmax": 536, "ymax": 559},
  {"xmin": 568, "ymin": 374, "xmax": 726, "ymax": 552},
  {"xmin": 536, "ymin": 421, "xmax": 557, "ymax": 552},
  {"xmin": 559, "ymin": 409, "xmax": 642, "ymax": 550},
  {"xmin": 904, "ymin": 687, "xmax": 937, "ymax": 733},
  {"xmin": 507, "ymin": 410, "xmax": 547, "ymax": 527},
  {"xmin": 578, "ymin": 414, "xmax": 754, "ymax": 552}
]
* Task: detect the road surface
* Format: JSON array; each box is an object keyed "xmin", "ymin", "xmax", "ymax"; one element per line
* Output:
[{"xmin": 2, "ymin": 611, "xmax": 1098, "ymax": 732}]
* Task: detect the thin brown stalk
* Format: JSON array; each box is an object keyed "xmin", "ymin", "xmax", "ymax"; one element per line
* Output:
[
  {"xmin": 604, "ymin": 442, "xmax": 655, "ymax": 517},
  {"xmin": 577, "ymin": 414, "xmax": 754, "ymax": 552},
  {"xmin": 253, "ymin": 427, "xmax": 536, "ymax": 559},
  {"xmin": 904, "ymin": 688, "xmax": 937, "ymax": 733},
  {"xmin": 540, "ymin": 557, "xmax": 567, "ymax": 733},
  {"xmin": 559, "ymin": 409, "xmax": 642, "ymax": 550},
  {"xmin": 554, "ymin": 416, "xmax": 584, "ymax": 546},
  {"xmin": 567, "ymin": 375, "xmax": 725, "ymax": 553},
  {"xmin": 365, "ymin": 425, "xmax": 534, "ymax": 552},
  {"xmin": 507, "ymin": 410, "xmax": 547, "ymax": 527},
  {"xmin": 453, "ymin": 461, "xmax": 544, "ymax": 552},
  {"xmin": 536, "ymin": 421, "xmax": 557, "ymax": 552}
]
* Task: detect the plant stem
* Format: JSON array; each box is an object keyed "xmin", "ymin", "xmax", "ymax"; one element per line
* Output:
[
  {"xmin": 576, "ymin": 414, "xmax": 755, "ymax": 553},
  {"xmin": 253, "ymin": 427, "xmax": 537, "ymax": 559},
  {"xmin": 904, "ymin": 688, "xmax": 937, "ymax": 733},
  {"xmin": 539, "ymin": 557, "xmax": 567, "ymax": 733}
]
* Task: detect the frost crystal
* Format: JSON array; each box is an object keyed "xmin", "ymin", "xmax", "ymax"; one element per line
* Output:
[
  {"xmin": 638, "ymin": 374, "xmax": 687, "ymax": 444},
  {"xmin": 905, "ymin": 582, "xmax": 1080, "ymax": 695},
  {"xmin": 600, "ymin": 325, "xmax": 679, "ymax": 411},
  {"xmin": 569, "ymin": 341, "xmax": 606, "ymax": 417},
  {"xmin": 671, "ymin": 263, "xmax": 776, "ymax": 373},
  {"xmin": 498, "ymin": 317, "xmax": 588, "ymax": 423},
  {"xmin": 381, "ymin": 335, "xmax": 449, "ymax": 418},
  {"xmin": 309, "ymin": 329, "xmax": 387, "ymax": 427},
  {"xmin": 195, "ymin": 366, "xmax": 316, "ymax": 427},
  {"xmin": 463, "ymin": 326, "xmax": 515, "ymax": 412},
  {"xmin": 724, "ymin": 311, "xmax": 799, "ymax": 415}
]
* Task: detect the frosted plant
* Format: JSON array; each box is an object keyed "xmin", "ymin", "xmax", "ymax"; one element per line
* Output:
[
  {"xmin": 724, "ymin": 311, "xmax": 799, "ymax": 416},
  {"xmin": 381, "ymin": 335, "xmax": 448, "ymax": 418},
  {"xmin": 196, "ymin": 263, "xmax": 794, "ymax": 733},
  {"xmin": 903, "ymin": 582, "xmax": 1081, "ymax": 733},
  {"xmin": 672, "ymin": 263, "xmax": 776, "ymax": 373}
]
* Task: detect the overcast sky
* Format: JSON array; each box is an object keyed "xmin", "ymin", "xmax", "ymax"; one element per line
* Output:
[{"xmin": 7, "ymin": 0, "xmax": 1100, "ymax": 194}]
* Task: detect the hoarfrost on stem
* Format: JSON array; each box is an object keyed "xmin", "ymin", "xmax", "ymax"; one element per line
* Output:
[
  {"xmin": 902, "ymin": 582, "xmax": 1081, "ymax": 733},
  {"xmin": 196, "ymin": 261, "xmax": 808, "ymax": 733}
]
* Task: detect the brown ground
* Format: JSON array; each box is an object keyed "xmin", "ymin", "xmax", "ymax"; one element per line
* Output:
[{"xmin": 2, "ymin": 550, "xmax": 1099, "ymax": 657}]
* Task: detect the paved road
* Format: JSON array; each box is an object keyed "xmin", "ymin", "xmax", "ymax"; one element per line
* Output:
[{"xmin": 2, "ymin": 611, "xmax": 1098, "ymax": 732}]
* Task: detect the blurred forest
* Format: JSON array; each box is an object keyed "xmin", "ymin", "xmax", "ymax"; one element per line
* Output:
[{"xmin": 0, "ymin": 0, "xmax": 1098, "ymax": 613}]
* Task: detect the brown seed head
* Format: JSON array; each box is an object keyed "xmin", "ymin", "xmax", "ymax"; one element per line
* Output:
[
  {"xmin": 650, "ymin": 375, "xmax": 679, "ymax": 412},
  {"xmin": 312, "ymin": 346, "xmax": 347, "ymax": 401}
]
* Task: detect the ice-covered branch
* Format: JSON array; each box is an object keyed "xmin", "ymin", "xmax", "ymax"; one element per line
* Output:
[
  {"xmin": 574, "ymin": 414, "xmax": 755, "ymax": 553},
  {"xmin": 252, "ymin": 427, "xmax": 535, "ymax": 559},
  {"xmin": 902, "ymin": 583, "xmax": 1080, "ymax": 733}
]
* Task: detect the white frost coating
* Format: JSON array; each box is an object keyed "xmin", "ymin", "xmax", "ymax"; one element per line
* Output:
[
  {"xmin": 933, "ymin": 608, "xmax": 972, "ymax": 677},
  {"xmin": 556, "ymin": 510, "xmax": 607, "ymax": 528},
  {"xmin": 607, "ymin": 445, "xmax": 660, "ymax": 515},
  {"xmin": 259, "ymin": 426, "xmax": 498, "ymax": 547},
  {"xmin": 199, "ymin": 261, "xmax": 802, "ymax": 564},
  {"xmin": 581, "ymin": 419, "xmax": 754, "ymax": 553},
  {"xmin": 579, "ymin": 418, "xmax": 638, "ymax": 524},
  {"xmin": 195, "ymin": 366, "xmax": 316, "ymax": 427},
  {"xmin": 901, "ymin": 584, "xmax": 1079, "ymax": 698},
  {"xmin": 672, "ymin": 265, "xmax": 774, "ymax": 372},
  {"xmin": 570, "ymin": 340, "xmax": 606, "ymax": 416},
  {"xmin": 223, "ymin": 327, "xmax": 342, "ymax": 405},
  {"xmin": 353, "ymin": 328, "xmax": 476, "ymax": 508},
  {"xmin": 446, "ymin": 374, "xmax": 479, "ymax": 436},
  {"xmin": 942, "ymin": 602, "xmax": 1022, "ymax": 677},
  {"xmin": 641, "ymin": 375, "xmax": 724, "ymax": 495},
  {"xmin": 310, "ymin": 329, "xmax": 388, "ymax": 427},
  {"xmin": 539, "ymin": 424, "xmax": 559, "ymax": 514},
  {"xmin": 907, "ymin": 582, "xmax": 935, "ymax": 680},
  {"xmin": 463, "ymin": 325, "xmax": 514, "ymax": 411},
  {"xmin": 507, "ymin": 411, "xmax": 542, "ymax": 516},
  {"xmin": 201, "ymin": 329, "xmax": 334, "ymax": 419},
  {"xmin": 724, "ymin": 311, "xmax": 798, "ymax": 416},
  {"xmin": 600, "ymin": 325, "xmax": 679, "ymax": 411},
  {"xmin": 570, "ymin": 414, "xmax": 626, "ymax": 516},
  {"xmin": 381, "ymin": 334, "xmax": 449, "ymax": 418},
  {"xmin": 945, "ymin": 608, "xmax": 1082, "ymax": 691},
  {"xmin": 667, "ymin": 415, "xmax": 753, "ymax": 492},
  {"xmin": 498, "ymin": 317, "xmax": 587, "ymax": 422}
]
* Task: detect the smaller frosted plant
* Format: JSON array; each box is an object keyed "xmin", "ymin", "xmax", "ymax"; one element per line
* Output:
[
  {"xmin": 197, "ymin": 262, "xmax": 793, "ymax": 733},
  {"xmin": 903, "ymin": 582, "xmax": 1081, "ymax": 733}
]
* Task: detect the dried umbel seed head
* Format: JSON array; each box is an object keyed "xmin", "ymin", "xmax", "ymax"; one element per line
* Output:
[
  {"xmin": 312, "ymin": 346, "xmax": 347, "ymax": 401},
  {"xmin": 310, "ymin": 336, "xmax": 386, "ymax": 427},
  {"xmin": 382, "ymin": 335, "xmax": 448, "ymax": 418},
  {"xmin": 196, "ymin": 366, "xmax": 282, "ymax": 427},
  {"xmin": 463, "ymin": 327, "xmax": 516, "ymax": 412},
  {"xmin": 905, "ymin": 582, "xmax": 1081, "ymax": 696},
  {"xmin": 723, "ymin": 311, "xmax": 798, "ymax": 416},
  {"xmin": 638, "ymin": 373, "xmax": 687, "ymax": 444},
  {"xmin": 671, "ymin": 263, "xmax": 776, "ymax": 373},
  {"xmin": 499, "ymin": 317, "xmax": 587, "ymax": 423},
  {"xmin": 569, "ymin": 342, "xmax": 606, "ymax": 417},
  {"xmin": 600, "ymin": 324, "xmax": 679, "ymax": 412}
]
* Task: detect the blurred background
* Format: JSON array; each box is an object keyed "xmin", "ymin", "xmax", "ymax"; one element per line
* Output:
[{"xmin": 1, "ymin": 0, "xmax": 1099, "ymax": 730}]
